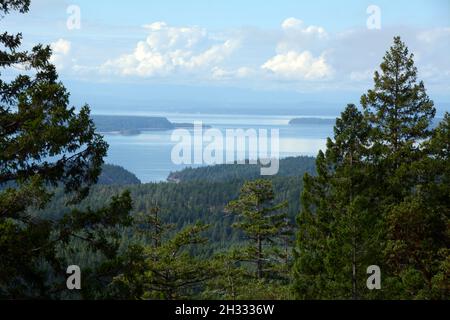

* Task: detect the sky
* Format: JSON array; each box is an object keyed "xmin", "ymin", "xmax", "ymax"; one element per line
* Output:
[{"xmin": 3, "ymin": 0, "xmax": 450, "ymax": 115}]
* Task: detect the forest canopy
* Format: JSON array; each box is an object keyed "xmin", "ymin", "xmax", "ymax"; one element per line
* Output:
[{"xmin": 0, "ymin": 0, "xmax": 448, "ymax": 301}]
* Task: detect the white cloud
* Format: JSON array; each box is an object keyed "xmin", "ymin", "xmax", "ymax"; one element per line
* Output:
[
  {"xmin": 281, "ymin": 17, "xmax": 327, "ymax": 39},
  {"xmin": 276, "ymin": 17, "xmax": 329, "ymax": 54},
  {"xmin": 282, "ymin": 17, "xmax": 303, "ymax": 30},
  {"xmin": 50, "ymin": 38, "xmax": 71, "ymax": 70},
  {"xmin": 262, "ymin": 51, "xmax": 333, "ymax": 80},
  {"xmin": 417, "ymin": 27, "xmax": 450, "ymax": 43},
  {"xmin": 184, "ymin": 40, "xmax": 238, "ymax": 69},
  {"xmin": 261, "ymin": 18, "xmax": 332, "ymax": 81},
  {"xmin": 51, "ymin": 38, "xmax": 71, "ymax": 55},
  {"xmin": 101, "ymin": 22, "xmax": 239, "ymax": 77},
  {"xmin": 142, "ymin": 22, "xmax": 206, "ymax": 50},
  {"xmin": 65, "ymin": 17, "xmax": 449, "ymax": 96}
]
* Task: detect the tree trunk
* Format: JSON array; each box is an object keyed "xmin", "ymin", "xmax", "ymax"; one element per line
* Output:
[
  {"xmin": 352, "ymin": 236, "xmax": 357, "ymax": 300},
  {"xmin": 257, "ymin": 236, "xmax": 262, "ymax": 279}
]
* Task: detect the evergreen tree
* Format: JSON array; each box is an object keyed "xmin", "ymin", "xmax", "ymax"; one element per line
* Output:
[
  {"xmin": 361, "ymin": 36, "xmax": 435, "ymax": 198},
  {"xmin": 203, "ymin": 248, "xmax": 250, "ymax": 300},
  {"xmin": 0, "ymin": 0, "xmax": 131, "ymax": 298},
  {"xmin": 294, "ymin": 105, "xmax": 381, "ymax": 299},
  {"xmin": 111, "ymin": 207, "xmax": 214, "ymax": 300},
  {"xmin": 384, "ymin": 113, "xmax": 450, "ymax": 298},
  {"xmin": 294, "ymin": 37, "xmax": 448, "ymax": 300},
  {"xmin": 360, "ymin": 36, "xmax": 446, "ymax": 299},
  {"xmin": 225, "ymin": 179, "xmax": 292, "ymax": 280},
  {"xmin": 293, "ymin": 150, "xmax": 331, "ymax": 299}
]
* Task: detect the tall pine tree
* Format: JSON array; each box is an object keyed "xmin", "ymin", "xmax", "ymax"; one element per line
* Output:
[
  {"xmin": 294, "ymin": 105, "xmax": 381, "ymax": 299},
  {"xmin": 0, "ymin": 0, "xmax": 132, "ymax": 298},
  {"xmin": 225, "ymin": 179, "xmax": 292, "ymax": 280},
  {"xmin": 294, "ymin": 36, "xmax": 448, "ymax": 300}
]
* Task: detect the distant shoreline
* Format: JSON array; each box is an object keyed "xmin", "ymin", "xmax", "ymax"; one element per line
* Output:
[
  {"xmin": 289, "ymin": 117, "xmax": 337, "ymax": 126},
  {"xmin": 93, "ymin": 115, "xmax": 211, "ymax": 135}
]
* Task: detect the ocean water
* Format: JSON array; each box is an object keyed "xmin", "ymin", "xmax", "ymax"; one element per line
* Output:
[{"xmin": 102, "ymin": 113, "xmax": 335, "ymax": 183}]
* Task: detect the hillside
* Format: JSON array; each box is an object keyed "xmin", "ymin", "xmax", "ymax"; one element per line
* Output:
[
  {"xmin": 168, "ymin": 156, "xmax": 316, "ymax": 183},
  {"xmin": 37, "ymin": 156, "xmax": 316, "ymax": 249},
  {"xmin": 98, "ymin": 164, "xmax": 141, "ymax": 185}
]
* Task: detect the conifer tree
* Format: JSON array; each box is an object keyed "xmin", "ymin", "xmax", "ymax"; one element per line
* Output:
[
  {"xmin": 203, "ymin": 249, "xmax": 250, "ymax": 300},
  {"xmin": 294, "ymin": 105, "xmax": 380, "ymax": 299},
  {"xmin": 0, "ymin": 0, "xmax": 131, "ymax": 298},
  {"xmin": 360, "ymin": 36, "xmax": 447, "ymax": 298},
  {"xmin": 111, "ymin": 207, "xmax": 214, "ymax": 300},
  {"xmin": 225, "ymin": 179, "xmax": 292, "ymax": 280},
  {"xmin": 384, "ymin": 113, "xmax": 450, "ymax": 298},
  {"xmin": 361, "ymin": 36, "xmax": 435, "ymax": 198},
  {"xmin": 294, "ymin": 37, "xmax": 448, "ymax": 300}
]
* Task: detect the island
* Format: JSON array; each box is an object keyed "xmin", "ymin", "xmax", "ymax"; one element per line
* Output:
[{"xmin": 92, "ymin": 115, "xmax": 210, "ymax": 135}]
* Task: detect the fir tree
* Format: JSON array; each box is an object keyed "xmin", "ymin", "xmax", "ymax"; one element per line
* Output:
[
  {"xmin": 225, "ymin": 179, "xmax": 292, "ymax": 280},
  {"xmin": 294, "ymin": 105, "xmax": 380, "ymax": 299},
  {"xmin": 111, "ymin": 207, "xmax": 214, "ymax": 300},
  {"xmin": 0, "ymin": 0, "xmax": 131, "ymax": 298},
  {"xmin": 361, "ymin": 36, "xmax": 435, "ymax": 198}
]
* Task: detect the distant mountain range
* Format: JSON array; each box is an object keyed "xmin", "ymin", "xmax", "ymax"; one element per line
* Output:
[{"xmin": 289, "ymin": 117, "xmax": 336, "ymax": 126}]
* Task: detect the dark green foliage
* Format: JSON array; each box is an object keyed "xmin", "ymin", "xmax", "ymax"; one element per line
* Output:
[
  {"xmin": 294, "ymin": 36, "xmax": 449, "ymax": 300},
  {"xmin": 361, "ymin": 36, "xmax": 435, "ymax": 157},
  {"xmin": 108, "ymin": 206, "xmax": 214, "ymax": 300},
  {"xmin": 359, "ymin": 37, "xmax": 447, "ymax": 299},
  {"xmin": 383, "ymin": 113, "xmax": 450, "ymax": 298},
  {"xmin": 225, "ymin": 180, "xmax": 292, "ymax": 280},
  {"xmin": 28, "ymin": 160, "xmax": 311, "ymax": 299},
  {"xmin": 0, "ymin": 0, "xmax": 29, "ymax": 13},
  {"xmin": 0, "ymin": 2, "xmax": 131, "ymax": 299},
  {"xmin": 294, "ymin": 105, "xmax": 382, "ymax": 299},
  {"xmin": 204, "ymin": 179, "xmax": 295, "ymax": 300},
  {"xmin": 168, "ymin": 156, "xmax": 316, "ymax": 183},
  {"xmin": 38, "ymin": 163, "xmax": 308, "ymax": 250},
  {"xmin": 2, "ymin": 4, "xmax": 448, "ymax": 301},
  {"xmin": 98, "ymin": 164, "xmax": 141, "ymax": 185}
]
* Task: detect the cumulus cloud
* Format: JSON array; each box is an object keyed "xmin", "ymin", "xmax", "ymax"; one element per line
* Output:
[
  {"xmin": 276, "ymin": 18, "xmax": 328, "ymax": 54},
  {"xmin": 261, "ymin": 18, "xmax": 332, "ymax": 80},
  {"xmin": 50, "ymin": 38, "xmax": 71, "ymax": 70},
  {"xmin": 101, "ymin": 22, "xmax": 239, "ymax": 77},
  {"xmin": 281, "ymin": 17, "xmax": 327, "ymax": 38},
  {"xmin": 66, "ymin": 16, "xmax": 449, "ymax": 94},
  {"xmin": 262, "ymin": 51, "xmax": 333, "ymax": 80}
]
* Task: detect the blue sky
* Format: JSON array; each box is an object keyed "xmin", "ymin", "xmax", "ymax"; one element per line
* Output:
[{"xmin": 4, "ymin": 0, "xmax": 450, "ymax": 115}]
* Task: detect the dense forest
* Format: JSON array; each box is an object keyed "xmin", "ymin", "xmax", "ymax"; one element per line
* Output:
[
  {"xmin": 37, "ymin": 157, "xmax": 314, "ymax": 254},
  {"xmin": 0, "ymin": 1, "xmax": 449, "ymax": 300},
  {"xmin": 168, "ymin": 156, "xmax": 316, "ymax": 182},
  {"xmin": 97, "ymin": 164, "xmax": 142, "ymax": 186}
]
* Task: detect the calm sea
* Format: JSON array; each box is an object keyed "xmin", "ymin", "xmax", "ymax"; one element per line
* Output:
[{"xmin": 101, "ymin": 113, "xmax": 335, "ymax": 183}]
